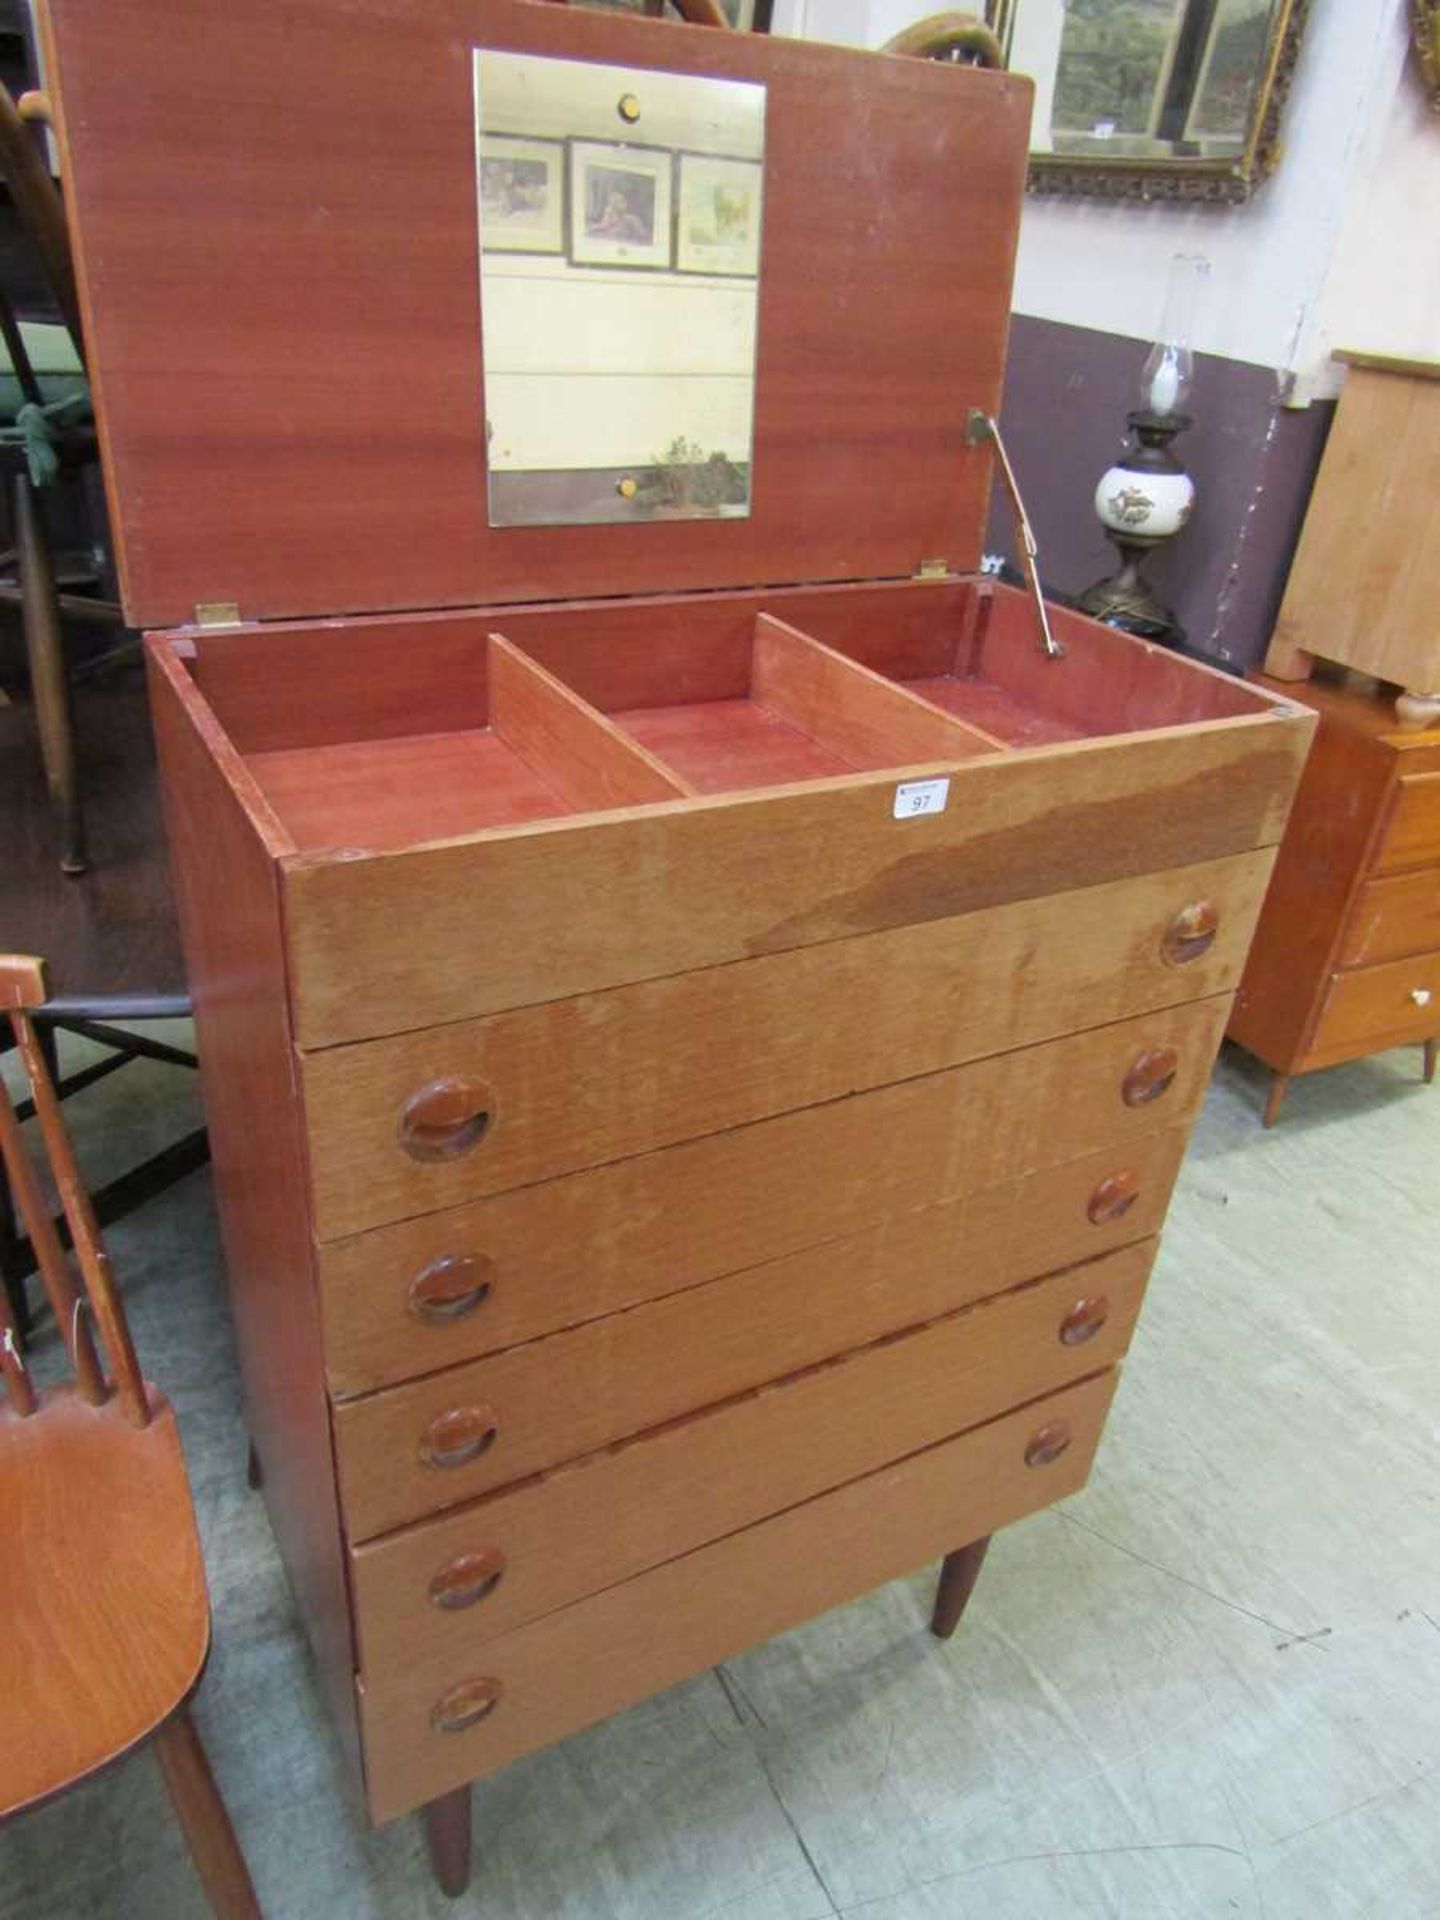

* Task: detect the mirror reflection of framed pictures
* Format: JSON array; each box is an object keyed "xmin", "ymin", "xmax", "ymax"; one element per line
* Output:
[
  {"xmin": 478, "ymin": 134, "xmax": 564, "ymax": 255},
  {"xmin": 570, "ymin": 0, "xmax": 773, "ymax": 24},
  {"xmin": 676, "ymin": 154, "xmax": 762, "ymax": 277},
  {"xmin": 568, "ymin": 139, "xmax": 674, "ymax": 269}
]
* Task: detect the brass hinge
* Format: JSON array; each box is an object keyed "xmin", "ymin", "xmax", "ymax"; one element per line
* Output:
[
  {"xmin": 914, "ymin": 557, "xmax": 950, "ymax": 581},
  {"xmin": 194, "ymin": 600, "xmax": 242, "ymax": 629}
]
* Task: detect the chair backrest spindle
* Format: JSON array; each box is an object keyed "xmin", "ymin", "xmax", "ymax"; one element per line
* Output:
[
  {"xmin": 1, "ymin": 956, "xmax": 146, "ymax": 1425},
  {"xmin": 0, "ymin": 1070, "xmax": 105, "ymax": 1402}
]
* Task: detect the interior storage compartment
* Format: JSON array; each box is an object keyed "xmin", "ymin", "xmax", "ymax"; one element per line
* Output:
[
  {"xmin": 241, "ymin": 633, "xmax": 688, "ymax": 853},
  {"xmin": 780, "ymin": 580, "xmax": 1275, "ymax": 748},
  {"xmin": 587, "ymin": 610, "xmax": 998, "ymax": 795},
  {"xmin": 180, "ymin": 575, "xmax": 1282, "ymax": 861}
]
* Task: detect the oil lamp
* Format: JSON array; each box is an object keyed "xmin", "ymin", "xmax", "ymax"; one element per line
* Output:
[{"xmin": 1077, "ymin": 252, "xmax": 1210, "ymax": 646}]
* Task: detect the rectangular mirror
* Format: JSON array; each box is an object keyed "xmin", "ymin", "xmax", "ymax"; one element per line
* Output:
[{"xmin": 474, "ymin": 50, "xmax": 766, "ymax": 527}]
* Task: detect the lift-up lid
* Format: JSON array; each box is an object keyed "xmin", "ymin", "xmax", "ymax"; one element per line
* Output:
[{"xmin": 44, "ymin": 0, "xmax": 1032, "ymax": 629}]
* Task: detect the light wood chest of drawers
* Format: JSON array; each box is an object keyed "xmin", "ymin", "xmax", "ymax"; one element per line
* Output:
[
  {"xmin": 44, "ymin": 0, "xmax": 1312, "ymax": 1893},
  {"xmin": 1229, "ymin": 669, "xmax": 1440, "ymax": 1121},
  {"xmin": 142, "ymin": 582, "xmax": 1307, "ymax": 1846}
]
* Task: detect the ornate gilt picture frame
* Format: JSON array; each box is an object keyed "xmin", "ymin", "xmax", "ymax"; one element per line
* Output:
[
  {"xmin": 1413, "ymin": 1, "xmax": 1440, "ymax": 109},
  {"xmin": 990, "ymin": 0, "xmax": 1315, "ymax": 204}
]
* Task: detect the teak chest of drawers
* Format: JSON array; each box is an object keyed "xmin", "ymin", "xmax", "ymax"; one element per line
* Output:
[
  {"xmin": 44, "ymin": 0, "xmax": 1311, "ymax": 1895},
  {"xmin": 1229, "ymin": 669, "xmax": 1440, "ymax": 1123}
]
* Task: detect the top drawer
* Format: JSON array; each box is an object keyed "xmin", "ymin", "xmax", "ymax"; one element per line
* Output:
[
  {"xmin": 300, "ymin": 849, "xmax": 1270, "ymax": 1239},
  {"xmin": 1373, "ymin": 772, "xmax": 1440, "ymax": 876}
]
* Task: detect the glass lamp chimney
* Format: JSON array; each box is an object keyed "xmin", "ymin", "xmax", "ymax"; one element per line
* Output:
[{"xmin": 1140, "ymin": 252, "xmax": 1209, "ymax": 418}]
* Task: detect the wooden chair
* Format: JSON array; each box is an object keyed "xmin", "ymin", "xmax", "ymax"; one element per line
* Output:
[{"xmin": 0, "ymin": 954, "xmax": 261, "ymax": 1920}]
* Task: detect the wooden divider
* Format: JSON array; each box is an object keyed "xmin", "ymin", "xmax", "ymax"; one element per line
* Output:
[
  {"xmin": 752, "ymin": 612, "xmax": 1005, "ymax": 762},
  {"xmin": 486, "ymin": 634, "xmax": 692, "ymax": 811}
]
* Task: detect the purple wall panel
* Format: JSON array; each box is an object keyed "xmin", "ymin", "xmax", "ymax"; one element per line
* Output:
[{"xmin": 986, "ymin": 314, "xmax": 1334, "ymax": 671}]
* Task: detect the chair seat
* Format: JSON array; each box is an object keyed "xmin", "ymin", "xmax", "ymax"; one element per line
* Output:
[{"xmin": 0, "ymin": 1383, "xmax": 210, "ymax": 1817}]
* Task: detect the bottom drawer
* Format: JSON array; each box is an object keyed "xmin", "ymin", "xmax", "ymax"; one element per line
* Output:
[
  {"xmin": 358, "ymin": 1369, "xmax": 1117, "ymax": 1822},
  {"xmin": 1307, "ymin": 950, "xmax": 1440, "ymax": 1067}
]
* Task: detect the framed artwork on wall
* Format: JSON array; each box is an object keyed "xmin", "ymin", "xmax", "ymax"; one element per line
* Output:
[
  {"xmin": 474, "ymin": 135, "xmax": 564, "ymax": 253},
  {"xmin": 1413, "ymin": 1, "xmax": 1440, "ymax": 108},
  {"xmin": 571, "ymin": 0, "xmax": 773, "ymax": 24},
  {"xmin": 568, "ymin": 140, "xmax": 674, "ymax": 269},
  {"xmin": 478, "ymin": 135, "xmax": 565, "ymax": 255},
  {"xmin": 676, "ymin": 154, "xmax": 762, "ymax": 275}
]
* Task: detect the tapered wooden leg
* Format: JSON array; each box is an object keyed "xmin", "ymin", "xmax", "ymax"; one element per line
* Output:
[
  {"xmin": 422, "ymin": 1785, "xmax": 473, "ymax": 1899},
  {"xmin": 245, "ymin": 1440, "xmax": 263, "ymax": 1490},
  {"xmin": 14, "ymin": 472, "xmax": 86, "ymax": 875},
  {"xmin": 152, "ymin": 1706, "xmax": 262, "ymax": 1920},
  {"xmin": 1263, "ymin": 1073, "xmax": 1291, "ymax": 1129},
  {"xmin": 930, "ymin": 1535, "xmax": 992, "ymax": 1640},
  {"xmin": 1423, "ymin": 1039, "xmax": 1437, "ymax": 1085}
]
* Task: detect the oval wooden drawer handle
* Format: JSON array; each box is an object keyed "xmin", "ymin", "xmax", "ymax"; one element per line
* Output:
[
  {"xmin": 398, "ymin": 1077, "xmax": 493, "ymax": 1162},
  {"xmin": 1161, "ymin": 900, "xmax": 1219, "ymax": 966},
  {"xmin": 408, "ymin": 1251, "xmax": 495, "ymax": 1325},
  {"xmin": 1059, "ymin": 1294, "xmax": 1109, "ymax": 1346},
  {"xmin": 1122, "ymin": 1045, "xmax": 1179, "ymax": 1107},
  {"xmin": 431, "ymin": 1675, "xmax": 503, "ymax": 1735},
  {"xmin": 420, "ymin": 1404, "xmax": 499, "ymax": 1470},
  {"xmin": 1088, "ymin": 1168, "xmax": 1140, "ymax": 1224},
  {"xmin": 1024, "ymin": 1422, "xmax": 1073, "ymax": 1469},
  {"xmin": 429, "ymin": 1546, "xmax": 507, "ymax": 1612}
]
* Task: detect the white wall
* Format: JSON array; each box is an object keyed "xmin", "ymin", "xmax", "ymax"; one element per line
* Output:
[
  {"xmin": 1316, "ymin": 20, "xmax": 1440, "ymax": 369},
  {"xmin": 774, "ymin": 0, "xmax": 1440, "ymax": 391}
]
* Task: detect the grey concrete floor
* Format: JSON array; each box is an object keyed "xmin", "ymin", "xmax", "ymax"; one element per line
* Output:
[{"xmin": 3, "ymin": 1030, "xmax": 1439, "ymax": 1920}]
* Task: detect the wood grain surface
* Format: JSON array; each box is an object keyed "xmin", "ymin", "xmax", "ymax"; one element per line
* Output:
[
  {"xmin": 331, "ymin": 1143, "xmax": 1176, "ymax": 1537},
  {"xmin": 488, "ymin": 633, "xmax": 690, "ymax": 810},
  {"xmin": 183, "ymin": 580, "xmax": 976, "ymax": 755},
  {"xmin": 1340, "ymin": 870, "xmax": 1440, "ymax": 969},
  {"xmin": 1372, "ymin": 773, "xmax": 1440, "ymax": 875},
  {"xmin": 1266, "ymin": 367, "xmax": 1440, "ymax": 694},
  {"xmin": 1304, "ymin": 952, "xmax": 1440, "ymax": 1069},
  {"xmin": 1228, "ymin": 689, "xmax": 1394, "ymax": 1074},
  {"xmin": 356, "ymin": 1371, "xmax": 1116, "ymax": 1821},
  {"xmin": 750, "ymin": 614, "xmax": 1001, "ymax": 764},
  {"xmin": 348, "ymin": 1244, "xmax": 1153, "ymax": 1656},
  {"xmin": 282, "ymin": 712, "xmax": 1308, "ymax": 1047},
  {"xmin": 299, "ymin": 851, "xmax": 1270, "ymax": 1238},
  {"xmin": 0, "ymin": 1389, "xmax": 208, "ymax": 1815},
  {"xmin": 146, "ymin": 643, "xmax": 360, "ymax": 1768},
  {"xmin": 46, "ymin": 0, "xmax": 1031, "ymax": 626},
  {"xmin": 317, "ymin": 1000, "xmax": 1224, "ymax": 1396}
]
